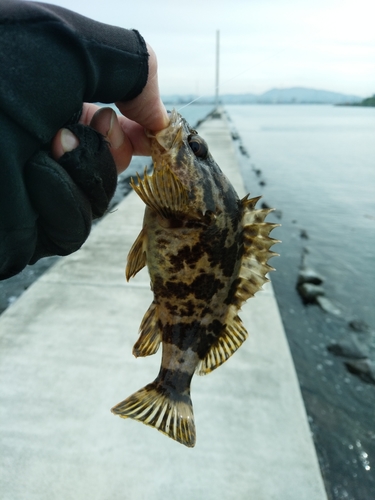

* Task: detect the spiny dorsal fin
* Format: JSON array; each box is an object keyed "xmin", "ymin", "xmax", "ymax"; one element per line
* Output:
[
  {"xmin": 111, "ymin": 382, "xmax": 196, "ymax": 448},
  {"xmin": 196, "ymin": 315, "xmax": 248, "ymax": 375},
  {"xmin": 126, "ymin": 226, "xmax": 147, "ymax": 281},
  {"xmin": 233, "ymin": 194, "xmax": 280, "ymax": 309},
  {"xmin": 196, "ymin": 195, "xmax": 279, "ymax": 375},
  {"xmin": 130, "ymin": 165, "xmax": 189, "ymax": 219},
  {"xmin": 133, "ymin": 302, "xmax": 162, "ymax": 357}
]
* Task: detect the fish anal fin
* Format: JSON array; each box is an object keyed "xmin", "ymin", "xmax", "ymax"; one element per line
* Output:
[
  {"xmin": 126, "ymin": 226, "xmax": 147, "ymax": 281},
  {"xmin": 130, "ymin": 166, "xmax": 189, "ymax": 219},
  {"xmin": 133, "ymin": 302, "xmax": 162, "ymax": 357},
  {"xmin": 196, "ymin": 315, "xmax": 248, "ymax": 375},
  {"xmin": 111, "ymin": 383, "xmax": 196, "ymax": 448}
]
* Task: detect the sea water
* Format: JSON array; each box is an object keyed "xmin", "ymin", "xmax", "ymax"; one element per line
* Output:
[
  {"xmin": 175, "ymin": 103, "xmax": 375, "ymax": 499},
  {"xmin": 225, "ymin": 104, "xmax": 375, "ymax": 500}
]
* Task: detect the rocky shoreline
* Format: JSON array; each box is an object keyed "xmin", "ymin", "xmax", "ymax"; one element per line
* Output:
[
  {"xmin": 229, "ymin": 117, "xmax": 375, "ymax": 390},
  {"xmin": 228, "ymin": 111, "xmax": 375, "ymax": 498},
  {"xmin": 295, "ymin": 248, "xmax": 375, "ymax": 385}
]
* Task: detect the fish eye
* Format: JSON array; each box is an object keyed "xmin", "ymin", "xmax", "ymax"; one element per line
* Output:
[{"xmin": 188, "ymin": 135, "xmax": 208, "ymax": 159}]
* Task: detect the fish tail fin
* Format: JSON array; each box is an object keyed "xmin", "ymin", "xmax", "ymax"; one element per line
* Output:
[{"xmin": 111, "ymin": 382, "xmax": 196, "ymax": 448}]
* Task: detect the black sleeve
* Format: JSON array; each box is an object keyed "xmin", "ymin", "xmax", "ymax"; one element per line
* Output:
[
  {"xmin": 0, "ymin": 0, "xmax": 149, "ymax": 144},
  {"xmin": 0, "ymin": 1, "xmax": 149, "ymax": 279}
]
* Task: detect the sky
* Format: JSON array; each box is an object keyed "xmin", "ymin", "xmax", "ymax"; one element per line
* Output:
[{"xmin": 37, "ymin": 0, "xmax": 374, "ymax": 97}]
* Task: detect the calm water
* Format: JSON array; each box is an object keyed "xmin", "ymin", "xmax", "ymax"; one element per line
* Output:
[
  {"xmin": 225, "ymin": 104, "xmax": 375, "ymax": 500},
  {"xmin": 227, "ymin": 104, "xmax": 375, "ymax": 323}
]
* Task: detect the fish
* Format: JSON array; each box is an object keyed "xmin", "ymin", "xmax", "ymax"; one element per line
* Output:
[{"xmin": 111, "ymin": 109, "xmax": 279, "ymax": 447}]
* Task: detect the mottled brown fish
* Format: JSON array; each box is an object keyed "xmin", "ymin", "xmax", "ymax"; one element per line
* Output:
[{"xmin": 111, "ymin": 110, "xmax": 279, "ymax": 447}]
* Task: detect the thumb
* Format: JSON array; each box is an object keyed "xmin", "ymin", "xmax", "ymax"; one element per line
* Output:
[{"xmin": 116, "ymin": 44, "xmax": 169, "ymax": 132}]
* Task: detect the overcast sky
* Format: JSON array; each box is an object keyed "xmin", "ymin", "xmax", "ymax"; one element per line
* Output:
[{"xmin": 42, "ymin": 0, "xmax": 374, "ymax": 97}]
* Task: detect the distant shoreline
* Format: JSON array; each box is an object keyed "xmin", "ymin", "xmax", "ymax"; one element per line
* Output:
[
  {"xmin": 336, "ymin": 95, "xmax": 375, "ymax": 107},
  {"xmin": 165, "ymin": 101, "xmax": 368, "ymax": 106},
  {"xmin": 162, "ymin": 86, "xmax": 365, "ymax": 107}
]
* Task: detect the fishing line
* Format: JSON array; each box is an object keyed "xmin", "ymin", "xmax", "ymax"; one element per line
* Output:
[{"xmin": 177, "ymin": 46, "xmax": 289, "ymax": 112}]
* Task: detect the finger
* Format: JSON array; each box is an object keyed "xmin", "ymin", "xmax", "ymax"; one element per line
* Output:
[
  {"xmin": 116, "ymin": 44, "xmax": 169, "ymax": 132},
  {"xmin": 51, "ymin": 128, "xmax": 80, "ymax": 159},
  {"xmin": 89, "ymin": 107, "xmax": 133, "ymax": 173},
  {"xmin": 90, "ymin": 107, "xmax": 152, "ymax": 172},
  {"xmin": 52, "ymin": 107, "xmax": 148, "ymax": 175},
  {"xmin": 79, "ymin": 102, "xmax": 101, "ymax": 125}
]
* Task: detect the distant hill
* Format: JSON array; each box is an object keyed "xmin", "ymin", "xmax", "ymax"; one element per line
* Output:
[
  {"xmin": 358, "ymin": 94, "xmax": 375, "ymax": 106},
  {"xmin": 255, "ymin": 87, "xmax": 362, "ymax": 104},
  {"xmin": 162, "ymin": 87, "xmax": 363, "ymax": 105},
  {"xmin": 342, "ymin": 94, "xmax": 375, "ymax": 107}
]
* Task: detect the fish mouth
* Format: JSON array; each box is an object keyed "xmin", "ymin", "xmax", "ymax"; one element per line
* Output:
[{"xmin": 151, "ymin": 109, "xmax": 188, "ymax": 154}]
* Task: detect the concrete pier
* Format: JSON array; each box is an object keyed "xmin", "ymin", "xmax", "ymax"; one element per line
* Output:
[{"xmin": 0, "ymin": 112, "xmax": 327, "ymax": 499}]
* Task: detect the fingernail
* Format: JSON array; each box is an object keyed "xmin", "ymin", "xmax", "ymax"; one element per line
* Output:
[
  {"xmin": 61, "ymin": 128, "xmax": 79, "ymax": 153},
  {"xmin": 108, "ymin": 111, "xmax": 124, "ymax": 149}
]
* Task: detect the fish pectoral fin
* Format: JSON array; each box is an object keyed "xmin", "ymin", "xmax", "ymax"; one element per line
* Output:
[
  {"xmin": 133, "ymin": 302, "xmax": 162, "ymax": 357},
  {"xmin": 111, "ymin": 382, "xmax": 196, "ymax": 448},
  {"xmin": 196, "ymin": 315, "xmax": 248, "ymax": 375},
  {"xmin": 130, "ymin": 166, "xmax": 189, "ymax": 219},
  {"xmin": 126, "ymin": 226, "xmax": 147, "ymax": 281}
]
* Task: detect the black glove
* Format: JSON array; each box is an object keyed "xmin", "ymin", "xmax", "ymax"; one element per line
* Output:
[
  {"xmin": 25, "ymin": 123, "xmax": 117, "ymax": 264},
  {"xmin": 0, "ymin": 1, "xmax": 149, "ymax": 279}
]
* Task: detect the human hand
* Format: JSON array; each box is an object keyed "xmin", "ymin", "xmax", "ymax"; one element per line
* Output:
[
  {"xmin": 0, "ymin": 1, "xmax": 168, "ymax": 280},
  {"xmin": 51, "ymin": 44, "xmax": 169, "ymax": 174}
]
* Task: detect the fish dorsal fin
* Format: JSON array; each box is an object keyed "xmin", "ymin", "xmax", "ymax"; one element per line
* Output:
[
  {"xmin": 126, "ymin": 226, "xmax": 147, "ymax": 281},
  {"xmin": 130, "ymin": 165, "xmax": 189, "ymax": 219},
  {"xmin": 196, "ymin": 315, "xmax": 248, "ymax": 375},
  {"xmin": 132, "ymin": 301, "xmax": 162, "ymax": 357},
  {"xmin": 197, "ymin": 195, "xmax": 280, "ymax": 375}
]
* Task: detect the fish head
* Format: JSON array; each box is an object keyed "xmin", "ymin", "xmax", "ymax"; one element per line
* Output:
[{"xmin": 147, "ymin": 109, "xmax": 237, "ymax": 218}]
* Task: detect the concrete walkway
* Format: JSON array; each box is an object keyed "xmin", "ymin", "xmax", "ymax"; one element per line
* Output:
[{"xmin": 0, "ymin": 112, "xmax": 327, "ymax": 500}]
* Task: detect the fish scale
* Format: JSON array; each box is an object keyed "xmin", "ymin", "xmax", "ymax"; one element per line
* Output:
[{"xmin": 111, "ymin": 110, "xmax": 279, "ymax": 447}]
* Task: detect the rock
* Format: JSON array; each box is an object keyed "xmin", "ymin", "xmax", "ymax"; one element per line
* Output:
[
  {"xmin": 297, "ymin": 267, "xmax": 324, "ymax": 286},
  {"xmin": 297, "ymin": 283, "xmax": 325, "ymax": 303},
  {"xmin": 239, "ymin": 145, "xmax": 249, "ymax": 156},
  {"xmin": 344, "ymin": 359, "xmax": 375, "ymax": 385},
  {"xmin": 254, "ymin": 169, "xmax": 262, "ymax": 176},
  {"xmin": 259, "ymin": 180, "xmax": 266, "ymax": 186},
  {"xmin": 316, "ymin": 296, "xmax": 341, "ymax": 316},
  {"xmin": 327, "ymin": 334, "xmax": 369, "ymax": 359},
  {"xmin": 348, "ymin": 319, "xmax": 370, "ymax": 333},
  {"xmin": 261, "ymin": 201, "xmax": 271, "ymax": 210},
  {"xmin": 300, "ymin": 229, "xmax": 309, "ymax": 239}
]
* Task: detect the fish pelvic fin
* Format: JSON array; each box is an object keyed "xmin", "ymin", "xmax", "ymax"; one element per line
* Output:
[
  {"xmin": 196, "ymin": 315, "xmax": 248, "ymax": 375},
  {"xmin": 111, "ymin": 382, "xmax": 196, "ymax": 448},
  {"xmin": 130, "ymin": 166, "xmax": 189, "ymax": 219},
  {"xmin": 133, "ymin": 302, "xmax": 162, "ymax": 357},
  {"xmin": 126, "ymin": 226, "xmax": 147, "ymax": 280}
]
